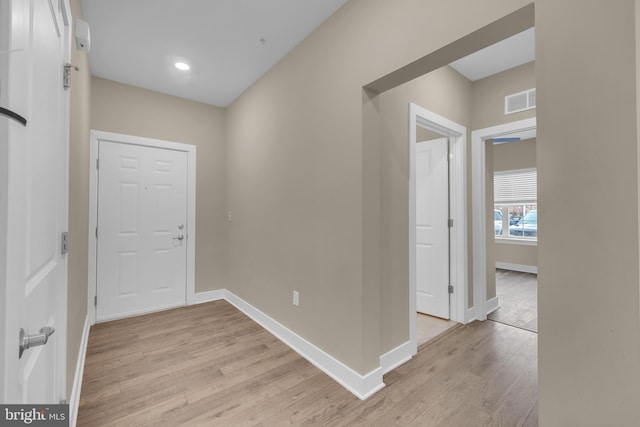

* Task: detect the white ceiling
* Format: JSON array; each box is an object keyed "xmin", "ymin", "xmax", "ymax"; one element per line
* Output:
[
  {"xmin": 449, "ymin": 28, "xmax": 535, "ymax": 81},
  {"xmin": 81, "ymin": 0, "xmax": 349, "ymax": 107},
  {"xmin": 81, "ymin": 2, "xmax": 534, "ymax": 108}
]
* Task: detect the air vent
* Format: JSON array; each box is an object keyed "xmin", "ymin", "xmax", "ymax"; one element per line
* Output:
[{"xmin": 505, "ymin": 88, "xmax": 536, "ymax": 115}]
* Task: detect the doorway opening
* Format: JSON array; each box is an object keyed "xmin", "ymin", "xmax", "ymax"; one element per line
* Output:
[
  {"xmin": 484, "ymin": 127, "xmax": 538, "ymax": 333},
  {"xmin": 471, "ymin": 118, "xmax": 537, "ymax": 320},
  {"xmin": 409, "ymin": 104, "xmax": 467, "ymax": 353}
]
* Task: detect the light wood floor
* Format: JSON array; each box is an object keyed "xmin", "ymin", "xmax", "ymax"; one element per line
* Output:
[
  {"xmin": 488, "ymin": 269, "xmax": 538, "ymax": 332},
  {"xmin": 78, "ymin": 300, "xmax": 537, "ymax": 426}
]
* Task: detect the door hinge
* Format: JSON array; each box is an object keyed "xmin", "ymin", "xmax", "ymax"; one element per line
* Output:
[
  {"xmin": 96, "ymin": 158, "xmax": 99, "ymax": 169},
  {"xmin": 448, "ymin": 285, "xmax": 454, "ymax": 294},
  {"xmin": 61, "ymin": 231, "xmax": 69, "ymax": 254},
  {"xmin": 94, "ymin": 296, "xmax": 97, "ymax": 306},
  {"xmin": 448, "ymin": 219, "xmax": 454, "ymax": 228},
  {"xmin": 95, "ymin": 227, "xmax": 98, "ymax": 239},
  {"xmin": 63, "ymin": 63, "xmax": 78, "ymax": 90},
  {"xmin": 63, "ymin": 63, "xmax": 72, "ymax": 89}
]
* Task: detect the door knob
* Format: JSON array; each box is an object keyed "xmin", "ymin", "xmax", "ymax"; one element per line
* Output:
[
  {"xmin": 19, "ymin": 327, "xmax": 55, "ymax": 359},
  {"xmin": 173, "ymin": 234, "xmax": 184, "ymax": 241}
]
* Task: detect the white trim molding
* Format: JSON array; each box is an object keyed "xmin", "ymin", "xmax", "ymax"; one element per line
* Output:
[
  {"xmin": 88, "ymin": 130, "xmax": 197, "ymax": 324},
  {"xmin": 69, "ymin": 315, "xmax": 90, "ymax": 427},
  {"xmin": 190, "ymin": 289, "xmax": 225, "ymax": 305},
  {"xmin": 496, "ymin": 262, "xmax": 538, "ymax": 274},
  {"xmin": 471, "ymin": 118, "xmax": 536, "ymax": 321},
  {"xmin": 224, "ymin": 290, "xmax": 385, "ymax": 400},
  {"xmin": 486, "ymin": 296, "xmax": 499, "ymax": 315},
  {"xmin": 380, "ymin": 341, "xmax": 414, "ymax": 374}
]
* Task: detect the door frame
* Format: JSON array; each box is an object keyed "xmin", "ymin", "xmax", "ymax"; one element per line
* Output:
[
  {"xmin": 88, "ymin": 130, "xmax": 196, "ymax": 325},
  {"xmin": 471, "ymin": 117, "xmax": 536, "ymax": 320},
  {"xmin": 409, "ymin": 103, "xmax": 467, "ymax": 352}
]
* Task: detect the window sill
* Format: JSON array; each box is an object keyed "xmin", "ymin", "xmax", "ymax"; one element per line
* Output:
[{"xmin": 495, "ymin": 237, "xmax": 537, "ymax": 247}]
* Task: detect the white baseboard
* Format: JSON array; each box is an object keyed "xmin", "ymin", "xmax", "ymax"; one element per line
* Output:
[
  {"xmin": 496, "ymin": 262, "xmax": 537, "ymax": 274},
  {"xmin": 69, "ymin": 315, "xmax": 90, "ymax": 427},
  {"xmin": 380, "ymin": 340, "xmax": 414, "ymax": 374},
  {"xmin": 223, "ymin": 290, "xmax": 385, "ymax": 400},
  {"xmin": 189, "ymin": 289, "xmax": 225, "ymax": 305},
  {"xmin": 465, "ymin": 307, "xmax": 478, "ymax": 323},
  {"xmin": 486, "ymin": 296, "xmax": 499, "ymax": 315},
  {"xmin": 97, "ymin": 301, "xmax": 186, "ymax": 323}
]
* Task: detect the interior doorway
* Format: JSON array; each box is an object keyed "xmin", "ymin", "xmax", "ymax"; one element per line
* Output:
[
  {"xmin": 409, "ymin": 104, "xmax": 467, "ymax": 352},
  {"xmin": 471, "ymin": 118, "xmax": 536, "ymax": 320}
]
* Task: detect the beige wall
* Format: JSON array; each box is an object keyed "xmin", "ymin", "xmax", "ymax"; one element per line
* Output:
[
  {"xmin": 493, "ymin": 137, "xmax": 536, "ymax": 171},
  {"xmin": 90, "ymin": 77, "xmax": 228, "ymax": 295},
  {"xmin": 485, "ymin": 143, "xmax": 496, "ymax": 299},
  {"xmin": 226, "ymin": 0, "xmax": 531, "ymax": 375},
  {"xmin": 66, "ymin": 0, "xmax": 91, "ymax": 400},
  {"xmin": 493, "ymin": 138, "xmax": 537, "ymax": 268},
  {"xmin": 471, "ymin": 61, "xmax": 536, "ymax": 130},
  {"xmin": 537, "ymin": 0, "xmax": 640, "ymax": 424}
]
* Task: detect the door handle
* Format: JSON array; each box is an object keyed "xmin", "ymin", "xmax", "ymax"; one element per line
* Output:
[
  {"xmin": 173, "ymin": 234, "xmax": 184, "ymax": 241},
  {"xmin": 0, "ymin": 106, "xmax": 27, "ymax": 126},
  {"xmin": 19, "ymin": 327, "xmax": 55, "ymax": 359}
]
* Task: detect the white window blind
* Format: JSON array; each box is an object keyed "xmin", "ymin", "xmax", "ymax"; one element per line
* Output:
[{"xmin": 494, "ymin": 168, "xmax": 537, "ymax": 203}]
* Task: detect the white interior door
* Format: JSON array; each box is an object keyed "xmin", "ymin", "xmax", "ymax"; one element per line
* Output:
[
  {"xmin": 96, "ymin": 140, "xmax": 188, "ymax": 322},
  {"xmin": 416, "ymin": 138, "xmax": 450, "ymax": 319},
  {"xmin": 1, "ymin": 0, "xmax": 70, "ymax": 403}
]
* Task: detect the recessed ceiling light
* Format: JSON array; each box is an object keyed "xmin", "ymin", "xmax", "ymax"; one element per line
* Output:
[{"xmin": 175, "ymin": 62, "xmax": 190, "ymax": 71}]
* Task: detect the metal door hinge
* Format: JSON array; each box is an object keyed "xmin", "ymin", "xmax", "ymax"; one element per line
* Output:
[
  {"xmin": 61, "ymin": 231, "xmax": 69, "ymax": 254},
  {"xmin": 95, "ymin": 227, "xmax": 98, "ymax": 239},
  {"xmin": 94, "ymin": 296, "xmax": 97, "ymax": 306},
  {"xmin": 448, "ymin": 285, "xmax": 454, "ymax": 294},
  {"xmin": 63, "ymin": 63, "xmax": 79, "ymax": 90},
  {"xmin": 448, "ymin": 219, "xmax": 454, "ymax": 228},
  {"xmin": 96, "ymin": 158, "xmax": 99, "ymax": 169},
  {"xmin": 63, "ymin": 64, "xmax": 71, "ymax": 89}
]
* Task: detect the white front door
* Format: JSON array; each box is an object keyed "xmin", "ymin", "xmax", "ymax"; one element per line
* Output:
[
  {"xmin": 416, "ymin": 138, "xmax": 450, "ymax": 319},
  {"xmin": 1, "ymin": 0, "xmax": 70, "ymax": 403},
  {"xmin": 96, "ymin": 140, "xmax": 188, "ymax": 322}
]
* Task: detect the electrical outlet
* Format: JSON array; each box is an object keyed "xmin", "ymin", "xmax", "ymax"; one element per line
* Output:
[{"xmin": 292, "ymin": 290, "xmax": 299, "ymax": 307}]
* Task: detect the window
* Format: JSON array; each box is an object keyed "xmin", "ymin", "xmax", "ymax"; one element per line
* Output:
[{"xmin": 494, "ymin": 168, "xmax": 537, "ymax": 240}]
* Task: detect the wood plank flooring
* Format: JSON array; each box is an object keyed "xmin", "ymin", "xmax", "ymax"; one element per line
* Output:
[
  {"xmin": 78, "ymin": 300, "xmax": 537, "ymax": 426},
  {"xmin": 488, "ymin": 269, "xmax": 538, "ymax": 332}
]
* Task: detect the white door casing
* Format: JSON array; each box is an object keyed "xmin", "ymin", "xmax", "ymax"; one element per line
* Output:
[
  {"xmin": 408, "ymin": 103, "xmax": 467, "ymax": 357},
  {"xmin": 96, "ymin": 140, "xmax": 189, "ymax": 322},
  {"xmin": 416, "ymin": 138, "xmax": 450, "ymax": 319},
  {"xmin": 1, "ymin": 0, "xmax": 71, "ymax": 403}
]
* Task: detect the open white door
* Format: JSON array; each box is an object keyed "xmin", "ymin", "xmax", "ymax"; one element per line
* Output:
[
  {"xmin": 1, "ymin": 0, "xmax": 70, "ymax": 403},
  {"xmin": 96, "ymin": 139, "xmax": 188, "ymax": 322},
  {"xmin": 416, "ymin": 138, "xmax": 450, "ymax": 319}
]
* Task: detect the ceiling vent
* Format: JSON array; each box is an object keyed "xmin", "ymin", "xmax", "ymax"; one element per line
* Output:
[{"xmin": 505, "ymin": 88, "xmax": 536, "ymax": 115}]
